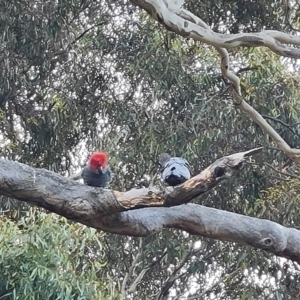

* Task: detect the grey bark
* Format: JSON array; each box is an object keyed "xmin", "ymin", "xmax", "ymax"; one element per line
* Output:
[{"xmin": 1, "ymin": 148, "xmax": 300, "ymax": 263}]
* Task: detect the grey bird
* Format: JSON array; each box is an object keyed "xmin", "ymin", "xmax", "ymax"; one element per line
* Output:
[
  {"xmin": 159, "ymin": 153, "xmax": 191, "ymax": 186},
  {"xmin": 69, "ymin": 152, "xmax": 112, "ymax": 188}
]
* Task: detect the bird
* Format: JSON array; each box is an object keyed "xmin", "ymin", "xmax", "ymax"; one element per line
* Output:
[
  {"xmin": 158, "ymin": 153, "xmax": 191, "ymax": 186},
  {"xmin": 70, "ymin": 152, "xmax": 112, "ymax": 188}
]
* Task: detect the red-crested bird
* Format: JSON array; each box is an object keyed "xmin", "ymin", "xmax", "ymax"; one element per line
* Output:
[{"xmin": 70, "ymin": 152, "xmax": 112, "ymax": 188}]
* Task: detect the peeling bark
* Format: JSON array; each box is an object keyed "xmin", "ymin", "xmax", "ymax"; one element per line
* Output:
[
  {"xmin": 1, "ymin": 148, "xmax": 300, "ymax": 263},
  {"xmin": 0, "ymin": 148, "xmax": 261, "ymax": 216}
]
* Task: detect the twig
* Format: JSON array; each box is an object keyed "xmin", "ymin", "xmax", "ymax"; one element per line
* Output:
[
  {"xmin": 262, "ymin": 115, "xmax": 300, "ymax": 137},
  {"xmin": 128, "ymin": 248, "xmax": 168, "ymax": 293},
  {"xmin": 121, "ymin": 238, "xmax": 144, "ymax": 297},
  {"xmin": 121, "ymin": 239, "xmax": 143, "ymax": 297},
  {"xmin": 156, "ymin": 244, "xmax": 207, "ymax": 300},
  {"xmin": 68, "ymin": 21, "xmax": 109, "ymax": 47},
  {"xmin": 265, "ymin": 163, "xmax": 300, "ymax": 180},
  {"xmin": 236, "ymin": 66, "xmax": 259, "ymax": 75},
  {"xmin": 186, "ymin": 268, "xmax": 241, "ymax": 300}
]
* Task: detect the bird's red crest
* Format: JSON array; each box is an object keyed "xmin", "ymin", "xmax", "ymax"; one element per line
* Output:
[{"xmin": 88, "ymin": 152, "xmax": 108, "ymax": 170}]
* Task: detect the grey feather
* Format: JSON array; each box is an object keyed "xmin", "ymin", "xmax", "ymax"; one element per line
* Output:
[
  {"xmin": 159, "ymin": 153, "xmax": 191, "ymax": 186},
  {"xmin": 81, "ymin": 165, "xmax": 112, "ymax": 188}
]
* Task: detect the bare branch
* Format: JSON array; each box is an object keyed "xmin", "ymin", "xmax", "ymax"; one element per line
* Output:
[
  {"xmin": 157, "ymin": 244, "xmax": 202, "ymax": 300},
  {"xmin": 128, "ymin": 249, "xmax": 168, "ymax": 293},
  {"xmin": 122, "ymin": 239, "xmax": 144, "ymax": 296},
  {"xmin": 232, "ymin": 88, "xmax": 300, "ymax": 164},
  {"xmin": 265, "ymin": 163, "xmax": 300, "ymax": 180},
  {"xmin": 236, "ymin": 66, "xmax": 259, "ymax": 76},
  {"xmin": 262, "ymin": 115, "xmax": 300, "ymax": 137},
  {"xmin": 130, "ymin": 0, "xmax": 300, "ymax": 58},
  {"xmin": 130, "ymin": 0, "xmax": 300, "ymax": 165},
  {"xmin": 68, "ymin": 21, "xmax": 109, "ymax": 47},
  {"xmin": 186, "ymin": 267, "xmax": 242, "ymax": 300}
]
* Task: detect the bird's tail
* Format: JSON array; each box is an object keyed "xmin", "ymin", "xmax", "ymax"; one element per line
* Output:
[{"xmin": 69, "ymin": 171, "xmax": 82, "ymax": 181}]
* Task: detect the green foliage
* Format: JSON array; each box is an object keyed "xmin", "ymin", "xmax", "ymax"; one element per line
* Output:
[
  {"xmin": 187, "ymin": 0, "xmax": 300, "ymax": 33},
  {"xmin": 0, "ymin": 209, "xmax": 120, "ymax": 300},
  {"xmin": 1, "ymin": 0, "xmax": 300, "ymax": 298},
  {"xmin": 255, "ymin": 179, "xmax": 300, "ymax": 226}
]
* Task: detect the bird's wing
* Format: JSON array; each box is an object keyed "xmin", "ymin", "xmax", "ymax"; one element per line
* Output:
[
  {"xmin": 103, "ymin": 166, "xmax": 113, "ymax": 182},
  {"xmin": 175, "ymin": 157, "xmax": 191, "ymax": 170},
  {"xmin": 162, "ymin": 158, "xmax": 191, "ymax": 180}
]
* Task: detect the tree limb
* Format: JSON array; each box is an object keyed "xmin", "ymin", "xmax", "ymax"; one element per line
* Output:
[
  {"xmin": 129, "ymin": 0, "xmax": 300, "ymax": 164},
  {"xmin": 0, "ymin": 148, "xmax": 262, "ymax": 220},
  {"xmin": 103, "ymin": 204, "xmax": 300, "ymax": 263},
  {"xmin": 130, "ymin": 0, "xmax": 300, "ymax": 58},
  {"xmin": 128, "ymin": 249, "xmax": 168, "ymax": 293},
  {"xmin": 186, "ymin": 267, "xmax": 242, "ymax": 300},
  {"xmin": 1, "ymin": 148, "xmax": 300, "ymax": 263}
]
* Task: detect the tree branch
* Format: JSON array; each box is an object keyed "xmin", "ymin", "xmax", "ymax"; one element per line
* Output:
[
  {"xmin": 0, "ymin": 148, "xmax": 262, "ymax": 220},
  {"xmin": 186, "ymin": 267, "xmax": 241, "ymax": 300},
  {"xmin": 157, "ymin": 244, "xmax": 203, "ymax": 300},
  {"xmin": 122, "ymin": 239, "xmax": 144, "ymax": 296},
  {"xmin": 129, "ymin": 0, "xmax": 300, "ymax": 164},
  {"xmin": 128, "ymin": 249, "xmax": 168, "ymax": 293},
  {"xmin": 102, "ymin": 204, "xmax": 300, "ymax": 263},
  {"xmin": 231, "ymin": 88, "xmax": 300, "ymax": 164},
  {"xmin": 262, "ymin": 115, "xmax": 300, "ymax": 137},
  {"xmin": 130, "ymin": 0, "xmax": 300, "ymax": 58},
  {"xmin": 68, "ymin": 21, "xmax": 109, "ymax": 48},
  {"xmin": 2, "ymin": 148, "xmax": 300, "ymax": 263},
  {"xmin": 176, "ymin": 7, "xmax": 300, "ymax": 165},
  {"xmin": 265, "ymin": 163, "xmax": 300, "ymax": 180}
]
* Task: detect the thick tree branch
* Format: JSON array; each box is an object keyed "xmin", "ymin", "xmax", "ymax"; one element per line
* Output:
[
  {"xmin": 1, "ymin": 148, "xmax": 300, "ymax": 263},
  {"xmin": 0, "ymin": 148, "xmax": 261, "ymax": 220},
  {"xmin": 101, "ymin": 205, "xmax": 300, "ymax": 264},
  {"xmin": 1, "ymin": 148, "xmax": 300, "ymax": 262}
]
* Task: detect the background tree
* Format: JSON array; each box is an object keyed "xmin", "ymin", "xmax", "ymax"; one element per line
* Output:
[{"xmin": 1, "ymin": 0, "xmax": 300, "ymax": 299}]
